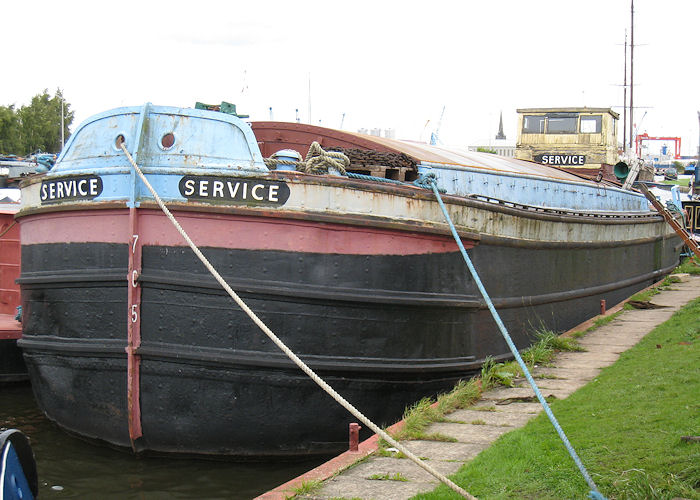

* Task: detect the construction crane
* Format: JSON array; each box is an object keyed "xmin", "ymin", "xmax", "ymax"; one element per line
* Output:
[
  {"xmin": 635, "ymin": 133, "xmax": 682, "ymax": 159},
  {"xmin": 430, "ymin": 106, "xmax": 446, "ymax": 145}
]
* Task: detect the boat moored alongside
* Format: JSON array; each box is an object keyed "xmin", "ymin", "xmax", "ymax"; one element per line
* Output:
[{"xmin": 16, "ymin": 104, "xmax": 681, "ymax": 458}]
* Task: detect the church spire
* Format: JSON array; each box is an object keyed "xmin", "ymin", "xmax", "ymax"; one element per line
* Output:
[{"xmin": 495, "ymin": 111, "xmax": 506, "ymax": 140}]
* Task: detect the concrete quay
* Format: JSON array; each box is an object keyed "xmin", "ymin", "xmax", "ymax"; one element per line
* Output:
[{"xmin": 257, "ymin": 274, "xmax": 700, "ymax": 500}]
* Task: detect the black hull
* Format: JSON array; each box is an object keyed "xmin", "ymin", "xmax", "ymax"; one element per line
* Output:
[{"xmin": 17, "ymin": 234, "xmax": 678, "ymax": 457}]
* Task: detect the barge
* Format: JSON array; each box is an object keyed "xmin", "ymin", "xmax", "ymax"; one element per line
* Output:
[{"xmin": 16, "ymin": 104, "xmax": 681, "ymax": 457}]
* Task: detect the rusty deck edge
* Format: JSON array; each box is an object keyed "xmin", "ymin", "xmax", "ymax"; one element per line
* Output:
[
  {"xmin": 253, "ymin": 274, "xmax": 675, "ymax": 500},
  {"xmin": 0, "ymin": 313, "xmax": 21, "ymax": 340}
]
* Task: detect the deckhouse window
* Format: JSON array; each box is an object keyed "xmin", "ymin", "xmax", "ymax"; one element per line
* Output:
[
  {"xmin": 580, "ymin": 115, "xmax": 602, "ymax": 133},
  {"xmin": 546, "ymin": 114, "xmax": 578, "ymax": 134},
  {"xmin": 523, "ymin": 115, "xmax": 546, "ymax": 133}
]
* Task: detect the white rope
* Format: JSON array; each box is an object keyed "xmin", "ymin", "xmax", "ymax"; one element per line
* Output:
[{"xmin": 119, "ymin": 143, "xmax": 475, "ymax": 499}]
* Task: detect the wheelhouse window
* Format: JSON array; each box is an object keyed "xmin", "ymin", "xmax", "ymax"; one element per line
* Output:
[
  {"xmin": 580, "ymin": 115, "xmax": 602, "ymax": 133},
  {"xmin": 523, "ymin": 115, "xmax": 546, "ymax": 133},
  {"xmin": 546, "ymin": 114, "xmax": 578, "ymax": 134}
]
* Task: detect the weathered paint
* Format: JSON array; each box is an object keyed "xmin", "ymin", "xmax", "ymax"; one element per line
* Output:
[
  {"xmin": 0, "ymin": 210, "xmax": 21, "ymax": 315},
  {"xmin": 126, "ymin": 206, "xmax": 143, "ymax": 449},
  {"xmin": 0, "ymin": 208, "xmax": 25, "ymax": 382}
]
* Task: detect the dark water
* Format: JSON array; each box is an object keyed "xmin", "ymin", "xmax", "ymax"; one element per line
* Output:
[{"xmin": 1, "ymin": 383, "xmax": 328, "ymax": 499}]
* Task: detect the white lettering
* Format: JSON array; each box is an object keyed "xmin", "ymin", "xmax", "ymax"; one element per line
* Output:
[
  {"xmin": 180, "ymin": 177, "xmax": 286, "ymax": 204},
  {"xmin": 251, "ymin": 184, "xmax": 264, "ymax": 201},
  {"xmin": 61, "ymin": 180, "xmax": 74, "ymax": 197},
  {"xmin": 41, "ymin": 177, "xmax": 101, "ymax": 203},
  {"xmin": 540, "ymin": 154, "xmax": 587, "ymax": 166},
  {"xmin": 183, "ymin": 179, "xmax": 195, "ymax": 196}
]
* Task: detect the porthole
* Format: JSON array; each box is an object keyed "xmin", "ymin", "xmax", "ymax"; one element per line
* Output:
[{"xmin": 161, "ymin": 133, "xmax": 175, "ymax": 150}]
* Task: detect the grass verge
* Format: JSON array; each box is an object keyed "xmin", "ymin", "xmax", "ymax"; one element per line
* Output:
[
  {"xmin": 413, "ymin": 297, "xmax": 700, "ymax": 500},
  {"xmin": 676, "ymin": 256, "xmax": 700, "ymax": 275},
  {"xmin": 381, "ymin": 330, "xmax": 582, "ymax": 445},
  {"xmin": 291, "ymin": 479, "xmax": 322, "ymax": 496}
]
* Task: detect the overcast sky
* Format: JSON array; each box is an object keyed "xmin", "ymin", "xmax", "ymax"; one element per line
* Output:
[{"xmin": 2, "ymin": 0, "xmax": 699, "ymax": 155}]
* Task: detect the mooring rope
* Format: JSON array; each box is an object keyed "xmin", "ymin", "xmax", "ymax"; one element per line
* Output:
[
  {"xmin": 427, "ymin": 178, "xmax": 607, "ymax": 500},
  {"xmin": 119, "ymin": 143, "xmax": 476, "ymax": 499},
  {"xmin": 263, "ymin": 141, "xmax": 350, "ymax": 175}
]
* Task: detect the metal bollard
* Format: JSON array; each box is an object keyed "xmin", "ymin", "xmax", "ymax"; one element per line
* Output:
[
  {"xmin": 349, "ymin": 423, "xmax": 361, "ymax": 451},
  {"xmin": 600, "ymin": 299, "xmax": 606, "ymax": 315}
]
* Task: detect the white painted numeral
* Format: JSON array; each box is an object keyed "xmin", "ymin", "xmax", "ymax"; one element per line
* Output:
[
  {"xmin": 132, "ymin": 234, "xmax": 139, "ymax": 254},
  {"xmin": 131, "ymin": 304, "xmax": 138, "ymax": 323}
]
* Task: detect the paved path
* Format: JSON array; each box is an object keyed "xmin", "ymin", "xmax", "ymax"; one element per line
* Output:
[{"xmin": 258, "ymin": 274, "xmax": 700, "ymax": 500}]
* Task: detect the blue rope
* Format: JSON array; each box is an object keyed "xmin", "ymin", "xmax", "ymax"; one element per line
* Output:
[
  {"xmin": 346, "ymin": 172, "xmax": 406, "ymax": 185},
  {"xmin": 429, "ymin": 180, "xmax": 606, "ymax": 500}
]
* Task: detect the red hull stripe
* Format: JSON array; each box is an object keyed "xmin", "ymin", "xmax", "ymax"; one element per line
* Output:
[{"xmin": 20, "ymin": 210, "xmax": 474, "ymax": 255}]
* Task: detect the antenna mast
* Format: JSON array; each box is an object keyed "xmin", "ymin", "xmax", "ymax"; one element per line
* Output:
[
  {"xmin": 622, "ymin": 30, "xmax": 627, "ymax": 152},
  {"xmin": 629, "ymin": 0, "xmax": 634, "ymax": 151}
]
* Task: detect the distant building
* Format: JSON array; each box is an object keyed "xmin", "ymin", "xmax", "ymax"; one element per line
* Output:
[
  {"xmin": 515, "ymin": 107, "xmax": 619, "ymax": 178},
  {"xmin": 358, "ymin": 128, "xmax": 395, "ymax": 139}
]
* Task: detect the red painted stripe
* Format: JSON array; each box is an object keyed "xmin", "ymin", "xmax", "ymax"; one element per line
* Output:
[{"xmin": 20, "ymin": 209, "xmax": 474, "ymax": 256}]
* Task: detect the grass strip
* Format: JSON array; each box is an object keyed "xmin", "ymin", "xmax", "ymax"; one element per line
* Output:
[
  {"xmin": 380, "ymin": 330, "xmax": 582, "ymax": 445},
  {"xmin": 676, "ymin": 256, "xmax": 700, "ymax": 276},
  {"xmin": 291, "ymin": 479, "xmax": 322, "ymax": 496},
  {"xmin": 413, "ymin": 297, "xmax": 700, "ymax": 500}
]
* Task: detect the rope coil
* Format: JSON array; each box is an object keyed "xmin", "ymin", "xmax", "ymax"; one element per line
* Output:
[
  {"xmin": 119, "ymin": 143, "xmax": 475, "ymax": 499},
  {"xmin": 263, "ymin": 141, "xmax": 350, "ymax": 175}
]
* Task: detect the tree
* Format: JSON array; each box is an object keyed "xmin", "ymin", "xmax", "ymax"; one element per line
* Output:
[
  {"xmin": 17, "ymin": 89, "xmax": 74, "ymax": 154},
  {"xmin": 0, "ymin": 105, "xmax": 22, "ymax": 155},
  {"xmin": 476, "ymin": 146, "xmax": 497, "ymax": 154}
]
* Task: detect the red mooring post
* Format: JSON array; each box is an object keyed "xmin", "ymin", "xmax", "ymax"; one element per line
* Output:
[
  {"xmin": 349, "ymin": 423, "xmax": 361, "ymax": 451},
  {"xmin": 600, "ymin": 299, "xmax": 607, "ymax": 315}
]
